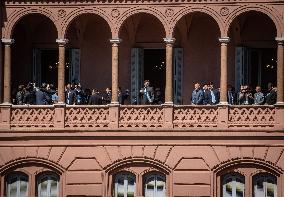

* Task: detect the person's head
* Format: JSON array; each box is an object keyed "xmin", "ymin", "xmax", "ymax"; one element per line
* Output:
[
  {"xmin": 66, "ymin": 84, "xmax": 71, "ymax": 90},
  {"xmin": 208, "ymin": 82, "xmax": 214, "ymax": 89},
  {"xmin": 194, "ymin": 83, "xmax": 200, "ymax": 90},
  {"xmin": 18, "ymin": 85, "xmax": 24, "ymax": 91},
  {"xmin": 203, "ymin": 84, "xmax": 208, "ymax": 90},
  {"xmin": 144, "ymin": 80, "xmax": 150, "ymax": 87},
  {"xmin": 106, "ymin": 87, "xmax": 111, "ymax": 93},
  {"xmin": 255, "ymin": 86, "xmax": 262, "ymax": 93},
  {"xmin": 268, "ymin": 82, "xmax": 274, "ymax": 91}
]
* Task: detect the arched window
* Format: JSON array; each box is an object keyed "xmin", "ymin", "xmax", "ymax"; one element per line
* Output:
[
  {"xmin": 114, "ymin": 172, "xmax": 136, "ymax": 197},
  {"xmin": 37, "ymin": 173, "xmax": 59, "ymax": 197},
  {"xmin": 144, "ymin": 173, "xmax": 166, "ymax": 197},
  {"xmin": 253, "ymin": 173, "xmax": 277, "ymax": 197},
  {"xmin": 222, "ymin": 173, "xmax": 245, "ymax": 197},
  {"xmin": 6, "ymin": 172, "xmax": 29, "ymax": 197}
]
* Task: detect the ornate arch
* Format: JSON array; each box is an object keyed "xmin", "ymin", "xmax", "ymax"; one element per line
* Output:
[
  {"xmin": 0, "ymin": 158, "xmax": 65, "ymax": 175},
  {"xmin": 115, "ymin": 7, "xmax": 169, "ymax": 38},
  {"xmin": 170, "ymin": 6, "xmax": 224, "ymax": 37},
  {"xmin": 212, "ymin": 159, "xmax": 283, "ymax": 176},
  {"xmin": 224, "ymin": 4, "xmax": 283, "ymax": 37},
  {"xmin": 105, "ymin": 158, "xmax": 172, "ymax": 174},
  {"xmin": 3, "ymin": 7, "xmax": 59, "ymax": 39},
  {"xmin": 61, "ymin": 7, "xmax": 113, "ymax": 38}
]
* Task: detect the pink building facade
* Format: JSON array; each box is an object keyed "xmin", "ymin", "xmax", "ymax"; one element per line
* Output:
[{"xmin": 1, "ymin": 0, "xmax": 284, "ymax": 196}]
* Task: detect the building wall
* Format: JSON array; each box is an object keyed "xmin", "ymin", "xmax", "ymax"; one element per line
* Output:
[
  {"xmin": 7, "ymin": 10, "xmax": 278, "ymax": 104},
  {"xmin": 0, "ymin": 133, "xmax": 284, "ymax": 196}
]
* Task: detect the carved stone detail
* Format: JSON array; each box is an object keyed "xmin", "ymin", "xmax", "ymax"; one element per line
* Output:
[
  {"xmin": 111, "ymin": 9, "xmax": 120, "ymax": 18},
  {"xmin": 165, "ymin": 8, "xmax": 174, "ymax": 17},
  {"xmin": 220, "ymin": 7, "xmax": 229, "ymax": 16},
  {"xmin": 58, "ymin": 9, "xmax": 66, "ymax": 18}
]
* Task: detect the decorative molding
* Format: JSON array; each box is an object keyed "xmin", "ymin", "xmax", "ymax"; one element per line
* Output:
[
  {"xmin": 110, "ymin": 38, "xmax": 122, "ymax": 44},
  {"xmin": 58, "ymin": 9, "xmax": 66, "ymax": 18},
  {"xmin": 218, "ymin": 37, "xmax": 230, "ymax": 43},
  {"xmin": 220, "ymin": 7, "xmax": 229, "ymax": 16},
  {"xmin": 1, "ymin": 38, "xmax": 15, "ymax": 44},
  {"xmin": 165, "ymin": 8, "xmax": 174, "ymax": 17},
  {"xmin": 111, "ymin": 9, "xmax": 120, "ymax": 18},
  {"xmin": 56, "ymin": 38, "xmax": 69, "ymax": 45},
  {"xmin": 275, "ymin": 37, "xmax": 284, "ymax": 43},
  {"xmin": 163, "ymin": 37, "xmax": 175, "ymax": 44}
]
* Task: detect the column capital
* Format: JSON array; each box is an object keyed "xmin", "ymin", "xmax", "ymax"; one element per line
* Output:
[
  {"xmin": 163, "ymin": 37, "xmax": 175, "ymax": 44},
  {"xmin": 1, "ymin": 38, "xmax": 15, "ymax": 45},
  {"xmin": 219, "ymin": 37, "xmax": 230, "ymax": 43},
  {"xmin": 276, "ymin": 37, "xmax": 284, "ymax": 43},
  {"xmin": 110, "ymin": 38, "xmax": 122, "ymax": 44},
  {"xmin": 56, "ymin": 38, "xmax": 68, "ymax": 46}
]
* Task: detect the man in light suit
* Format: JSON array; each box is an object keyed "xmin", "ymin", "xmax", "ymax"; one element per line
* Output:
[{"xmin": 140, "ymin": 80, "xmax": 154, "ymax": 105}]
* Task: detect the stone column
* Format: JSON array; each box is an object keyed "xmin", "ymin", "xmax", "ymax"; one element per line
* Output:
[
  {"xmin": 163, "ymin": 37, "xmax": 175, "ymax": 104},
  {"xmin": 110, "ymin": 38, "xmax": 121, "ymax": 104},
  {"xmin": 276, "ymin": 37, "xmax": 284, "ymax": 104},
  {"xmin": 1, "ymin": 39, "xmax": 14, "ymax": 103},
  {"xmin": 56, "ymin": 39, "xmax": 68, "ymax": 103},
  {"xmin": 218, "ymin": 37, "xmax": 230, "ymax": 104}
]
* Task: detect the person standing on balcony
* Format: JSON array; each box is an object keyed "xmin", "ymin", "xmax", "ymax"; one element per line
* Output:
[
  {"xmin": 65, "ymin": 84, "xmax": 76, "ymax": 105},
  {"xmin": 208, "ymin": 82, "xmax": 220, "ymax": 105},
  {"xmin": 140, "ymin": 80, "xmax": 154, "ymax": 105},
  {"xmin": 227, "ymin": 84, "xmax": 236, "ymax": 105},
  {"xmin": 254, "ymin": 86, "xmax": 265, "ymax": 105},
  {"xmin": 102, "ymin": 87, "xmax": 112, "ymax": 105},
  {"xmin": 16, "ymin": 85, "xmax": 25, "ymax": 105},
  {"xmin": 191, "ymin": 83, "xmax": 204, "ymax": 105},
  {"xmin": 203, "ymin": 84, "xmax": 210, "ymax": 105},
  {"xmin": 265, "ymin": 82, "xmax": 277, "ymax": 105},
  {"xmin": 89, "ymin": 89, "xmax": 102, "ymax": 105},
  {"xmin": 36, "ymin": 83, "xmax": 51, "ymax": 105}
]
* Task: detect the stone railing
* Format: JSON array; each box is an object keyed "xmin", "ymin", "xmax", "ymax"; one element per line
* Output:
[{"xmin": 0, "ymin": 104, "xmax": 283, "ymax": 130}]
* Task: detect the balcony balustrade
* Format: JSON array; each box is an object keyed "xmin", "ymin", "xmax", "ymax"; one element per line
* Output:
[{"xmin": 0, "ymin": 104, "xmax": 283, "ymax": 130}]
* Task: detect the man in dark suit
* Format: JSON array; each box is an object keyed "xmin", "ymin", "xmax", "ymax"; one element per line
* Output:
[
  {"xmin": 265, "ymin": 82, "xmax": 277, "ymax": 105},
  {"xmin": 36, "ymin": 83, "xmax": 51, "ymax": 105},
  {"xmin": 191, "ymin": 83, "xmax": 204, "ymax": 105},
  {"xmin": 102, "ymin": 87, "xmax": 112, "ymax": 105},
  {"xmin": 208, "ymin": 82, "xmax": 220, "ymax": 105},
  {"xmin": 65, "ymin": 84, "xmax": 76, "ymax": 105},
  {"xmin": 140, "ymin": 80, "xmax": 154, "ymax": 105},
  {"xmin": 89, "ymin": 89, "xmax": 102, "ymax": 105}
]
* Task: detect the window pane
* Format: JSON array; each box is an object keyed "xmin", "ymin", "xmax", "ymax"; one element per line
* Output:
[
  {"xmin": 225, "ymin": 183, "xmax": 233, "ymax": 197},
  {"xmin": 144, "ymin": 174, "xmax": 166, "ymax": 197},
  {"xmin": 7, "ymin": 174, "xmax": 28, "ymax": 197},
  {"xmin": 236, "ymin": 182, "xmax": 244, "ymax": 197},
  {"xmin": 253, "ymin": 174, "xmax": 277, "ymax": 197},
  {"xmin": 115, "ymin": 173, "xmax": 135, "ymax": 197},
  {"xmin": 222, "ymin": 174, "xmax": 244, "ymax": 197},
  {"xmin": 39, "ymin": 179, "xmax": 48, "ymax": 197},
  {"xmin": 50, "ymin": 179, "xmax": 58, "ymax": 197},
  {"xmin": 9, "ymin": 181, "xmax": 18, "ymax": 197},
  {"xmin": 19, "ymin": 180, "xmax": 28, "ymax": 197},
  {"xmin": 266, "ymin": 183, "xmax": 275, "ymax": 197}
]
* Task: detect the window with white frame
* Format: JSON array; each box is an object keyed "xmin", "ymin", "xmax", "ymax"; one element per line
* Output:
[
  {"xmin": 6, "ymin": 172, "xmax": 29, "ymax": 197},
  {"xmin": 37, "ymin": 173, "xmax": 59, "ymax": 197},
  {"xmin": 253, "ymin": 173, "xmax": 277, "ymax": 197},
  {"xmin": 144, "ymin": 173, "xmax": 166, "ymax": 197},
  {"xmin": 114, "ymin": 172, "xmax": 136, "ymax": 197},
  {"xmin": 222, "ymin": 173, "xmax": 245, "ymax": 197}
]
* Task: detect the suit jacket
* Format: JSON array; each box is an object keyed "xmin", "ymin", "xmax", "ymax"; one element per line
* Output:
[
  {"xmin": 266, "ymin": 89, "xmax": 277, "ymax": 105},
  {"xmin": 89, "ymin": 94, "xmax": 102, "ymax": 105},
  {"xmin": 66, "ymin": 90, "xmax": 76, "ymax": 105},
  {"xmin": 36, "ymin": 89, "xmax": 51, "ymax": 105},
  {"xmin": 191, "ymin": 89, "xmax": 204, "ymax": 105},
  {"xmin": 140, "ymin": 86, "xmax": 154, "ymax": 105}
]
